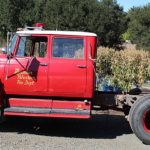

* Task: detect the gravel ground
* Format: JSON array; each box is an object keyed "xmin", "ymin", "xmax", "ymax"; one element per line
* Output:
[{"xmin": 0, "ymin": 110, "xmax": 150, "ymax": 150}]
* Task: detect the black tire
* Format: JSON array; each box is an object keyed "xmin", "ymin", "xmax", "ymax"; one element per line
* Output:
[{"xmin": 129, "ymin": 95, "xmax": 150, "ymax": 145}]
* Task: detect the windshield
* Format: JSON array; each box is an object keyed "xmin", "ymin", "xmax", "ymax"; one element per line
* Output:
[{"xmin": 10, "ymin": 34, "xmax": 18, "ymax": 54}]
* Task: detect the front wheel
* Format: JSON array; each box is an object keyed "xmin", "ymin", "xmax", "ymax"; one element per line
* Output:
[{"xmin": 129, "ymin": 95, "xmax": 150, "ymax": 144}]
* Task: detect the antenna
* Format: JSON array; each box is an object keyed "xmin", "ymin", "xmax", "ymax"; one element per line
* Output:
[{"xmin": 56, "ymin": 11, "xmax": 58, "ymax": 31}]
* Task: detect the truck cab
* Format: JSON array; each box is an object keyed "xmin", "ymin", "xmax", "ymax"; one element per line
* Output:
[{"xmin": 0, "ymin": 24, "xmax": 97, "ymax": 119}]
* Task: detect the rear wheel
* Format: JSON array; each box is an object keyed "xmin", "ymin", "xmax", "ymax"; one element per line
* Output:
[
  {"xmin": 143, "ymin": 109, "xmax": 150, "ymax": 134},
  {"xmin": 129, "ymin": 95, "xmax": 150, "ymax": 145}
]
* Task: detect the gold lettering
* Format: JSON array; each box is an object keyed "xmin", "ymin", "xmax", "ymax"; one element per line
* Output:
[
  {"xmin": 15, "ymin": 68, "xmax": 35, "ymax": 86},
  {"xmin": 17, "ymin": 74, "xmax": 22, "ymax": 79},
  {"xmin": 17, "ymin": 80, "xmax": 23, "ymax": 85},
  {"xmin": 24, "ymin": 80, "xmax": 34, "ymax": 86},
  {"xmin": 17, "ymin": 74, "xmax": 35, "ymax": 80}
]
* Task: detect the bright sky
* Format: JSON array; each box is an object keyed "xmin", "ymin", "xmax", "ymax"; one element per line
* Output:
[{"xmin": 117, "ymin": 0, "xmax": 150, "ymax": 12}]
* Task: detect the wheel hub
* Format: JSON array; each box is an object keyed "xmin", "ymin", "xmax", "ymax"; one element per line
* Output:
[{"xmin": 143, "ymin": 109, "xmax": 150, "ymax": 134}]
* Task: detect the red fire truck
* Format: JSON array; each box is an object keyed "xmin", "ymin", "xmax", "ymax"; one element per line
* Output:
[{"xmin": 0, "ymin": 23, "xmax": 150, "ymax": 144}]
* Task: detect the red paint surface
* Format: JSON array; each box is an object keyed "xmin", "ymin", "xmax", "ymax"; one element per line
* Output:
[
  {"xmin": 4, "ymin": 35, "xmax": 49, "ymax": 93},
  {"xmin": 0, "ymin": 34, "xmax": 96, "ymax": 99},
  {"xmin": 8, "ymin": 98, "xmax": 52, "ymax": 108},
  {"xmin": 34, "ymin": 23, "xmax": 44, "ymax": 29},
  {"xmin": 5, "ymin": 99, "xmax": 91, "ymax": 118},
  {"xmin": 4, "ymin": 112, "xmax": 51, "ymax": 117},
  {"xmin": 7, "ymin": 99, "xmax": 90, "ymax": 109},
  {"xmin": 52, "ymin": 100, "xmax": 91, "ymax": 110},
  {"xmin": 48, "ymin": 35, "xmax": 87, "ymax": 95},
  {"xmin": 49, "ymin": 114, "xmax": 90, "ymax": 119},
  {"xmin": 0, "ymin": 31, "xmax": 96, "ymax": 120}
]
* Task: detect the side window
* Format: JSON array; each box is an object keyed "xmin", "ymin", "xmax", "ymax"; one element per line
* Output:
[
  {"xmin": 16, "ymin": 37, "xmax": 32, "ymax": 56},
  {"xmin": 52, "ymin": 38, "xmax": 84, "ymax": 59},
  {"xmin": 33, "ymin": 41, "xmax": 47, "ymax": 57},
  {"xmin": 10, "ymin": 34, "xmax": 18, "ymax": 54},
  {"xmin": 16, "ymin": 36, "xmax": 47, "ymax": 57}
]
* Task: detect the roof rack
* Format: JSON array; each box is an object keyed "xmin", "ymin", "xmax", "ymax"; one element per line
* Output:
[{"xmin": 24, "ymin": 26, "xmax": 44, "ymax": 31}]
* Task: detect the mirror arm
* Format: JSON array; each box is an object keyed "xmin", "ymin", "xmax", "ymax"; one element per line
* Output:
[
  {"xmin": 89, "ymin": 43, "xmax": 96, "ymax": 62},
  {"xmin": 6, "ymin": 32, "xmax": 13, "ymax": 80},
  {"xmin": 7, "ymin": 32, "xmax": 9, "ymax": 53}
]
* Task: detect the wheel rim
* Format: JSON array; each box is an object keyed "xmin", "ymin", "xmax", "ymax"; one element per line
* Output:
[{"xmin": 143, "ymin": 109, "xmax": 150, "ymax": 134}]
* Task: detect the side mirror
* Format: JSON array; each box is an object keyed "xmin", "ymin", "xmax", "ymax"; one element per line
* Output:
[
  {"xmin": 89, "ymin": 43, "xmax": 96, "ymax": 63},
  {"xmin": 1, "ymin": 47, "xmax": 7, "ymax": 54}
]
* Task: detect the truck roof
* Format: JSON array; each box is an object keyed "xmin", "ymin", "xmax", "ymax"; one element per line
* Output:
[{"xmin": 16, "ymin": 30, "xmax": 97, "ymax": 37}]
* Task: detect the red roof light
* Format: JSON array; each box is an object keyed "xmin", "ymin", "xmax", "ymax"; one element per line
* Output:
[{"xmin": 34, "ymin": 23, "xmax": 44, "ymax": 29}]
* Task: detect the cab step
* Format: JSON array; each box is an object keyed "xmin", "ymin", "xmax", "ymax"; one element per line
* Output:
[
  {"xmin": 4, "ymin": 98, "xmax": 91, "ymax": 118},
  {"xmin": 4, "ymin": 106, "xmax": 51, "ymax": 114}
]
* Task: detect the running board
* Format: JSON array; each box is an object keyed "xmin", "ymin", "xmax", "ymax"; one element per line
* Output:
[
  {"xmin": 4, "ymin": 107, "xmax": 90, "ymax": 118},
  {"xmin": 4, "ymin": 98, "xmax": 91, "ymax": 119},
  {"xmin": 4, "ymin": 107, "xmax": 51, "ymax": 114}
]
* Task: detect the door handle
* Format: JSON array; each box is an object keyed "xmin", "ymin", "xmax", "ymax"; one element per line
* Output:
[
  {"xmin": 77, "ymin": 65, "xmax": 87, "ymax": 68},
  {"xmin": 40, "ymin": 63, "xmax": 48, "ymax": 66}
]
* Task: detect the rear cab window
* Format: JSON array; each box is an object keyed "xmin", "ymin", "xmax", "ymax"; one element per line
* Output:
[{"xmin": 52, "ymin": 37, "xmax": 84, "ymax": 59}]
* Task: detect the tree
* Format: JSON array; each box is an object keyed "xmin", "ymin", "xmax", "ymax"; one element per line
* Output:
[
  {"xmin": 43, "ymin": 0, "xmax": 127, "ymax": 49},
  {"xmin": 96, "ymin": 0, "xmax": 128, "ymax": 48},
  {"xmin": 0, "ymin": 0, "xmax": 127, "ymax": 49},
  {"xmin": 43, "ymin": 0, "xmax": 99, "ymax": 31},
  {"xmin": 0, "ymin": 0, "xmax": 47, "ymax": 37},
  {"xmin": 0, "ymin": 0, "xmax": 28, "ymax": 33},
  {"xmin": 128, "ymin": 5, "xmax": 150, "ymax": 51},
  {"xmin": 0, "ymin": 0, "xmax": 12, "ymax": 37},
  {"xmin": 19, "ymin": 0, "xmax": 47, "ymax": 26}
]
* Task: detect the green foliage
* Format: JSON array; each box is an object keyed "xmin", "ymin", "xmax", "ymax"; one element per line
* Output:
[
  {"xmin": 128, "ymin": 5, "xmax": 150, "ymax": 51},
  {"xmin": 97, "ymin": 47, "xmax": 115, "ymax": 75},
  {"xmin": 43, "ymin": 0, "xmax": 128, "ymax": 48},
  {"xmin": 0, "ymin": 0, "xmax": 127, "ymax": 49},
  {"xmin": 122, "ymin": 30, "xmax": 130, "ymax": 41},
  {"xmin": 0, "ymin": 0, "xmax": 47, "ymax": 33},
  {"xmin": 43, "ymin": 0, "xmax": 100, "ymax": 31},
  {"xmin": 96, "ymin": 0, "xmax": 128, "ymax": 49},
  {"xmin": 96, "ymin": 47, "xmax": 150, "ymax": 92}
]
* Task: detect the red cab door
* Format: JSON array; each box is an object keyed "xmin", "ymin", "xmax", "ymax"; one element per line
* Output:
[
  {"xmin": 49, "ymin": 36, "xmax": 87, "ymax": 97},
  {"xmin": 4, "ymin": 35, "xmax": 49, "ymax": 95}
]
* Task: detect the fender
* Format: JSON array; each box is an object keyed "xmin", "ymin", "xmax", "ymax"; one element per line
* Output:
[
  {"xmin": 0, "ymin": 79, "xmax": 5, "ymax": 108},
  {"xmin": 0, "ymin": 54, "xmax": 7, "ymax": 108}
]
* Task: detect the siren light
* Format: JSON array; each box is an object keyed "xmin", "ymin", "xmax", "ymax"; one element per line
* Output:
[{"xmin": 34, "ymin": 23, "xmax": 44, "ymax": 29}]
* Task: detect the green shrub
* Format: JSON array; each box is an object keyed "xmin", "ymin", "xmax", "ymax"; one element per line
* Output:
[
  {"xmin": 122, "ymin": 30, "xmax": 130, "ymax": 42},
  {"xmin": 96, "ymin": 47, "xmax": 150, "ymax": 92},
  {"xmin": 96, "ymin": 47, "xmax": 115, "ymax": 76}
]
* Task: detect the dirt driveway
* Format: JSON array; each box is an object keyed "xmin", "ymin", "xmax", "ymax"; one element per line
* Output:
[{"xmin": 0, "ymin": 110, "xmax": 149, "ymax": 150}]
